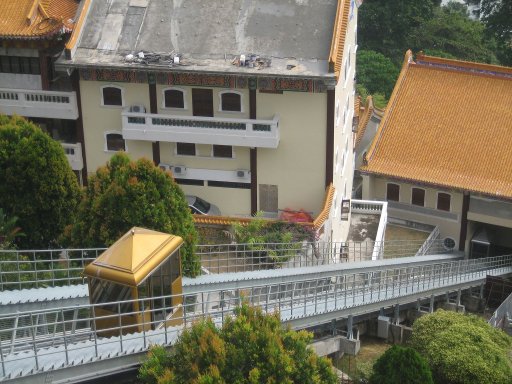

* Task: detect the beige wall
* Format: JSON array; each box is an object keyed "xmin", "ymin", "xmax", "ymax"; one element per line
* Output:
[
  {"xmin": 80, "ymin": 81, "xmax": 153, "ymax": 173},
  {"xmin": 363, "ymin": 175, "xmax": 464, "ymax": 247},
  {"xmin": 179, "ymin": 184, "xmax": 251, "ymax": 217},
  {"xmin": 328, "ymin": 4, "xmax": 358, "ymax": 242},
  {"xmin": 257, "ymin": 90, "xmax": 327, "ymax": 217}
]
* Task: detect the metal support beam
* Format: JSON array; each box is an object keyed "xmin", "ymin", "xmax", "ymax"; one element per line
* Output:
[{"xmin": 429, "ymin": 294, "xmax": 435, "ymax": 313}]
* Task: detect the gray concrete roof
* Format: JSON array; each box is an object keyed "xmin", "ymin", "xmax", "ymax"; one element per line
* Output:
[{"xmin": 62, "ymin": 0, "xmax": 338, "ymax": 78}]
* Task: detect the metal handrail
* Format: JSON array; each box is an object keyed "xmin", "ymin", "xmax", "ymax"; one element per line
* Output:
[
  {"xmin": 1, "ymin": 254, "xmax": 511, "ymax": 369},
  {"xmin": 488, "ymin": 291, "xmax": 512, "ymax": 330},
  {"xmin": 0, "ymin": 240, "xmax": 452, "ymax": 290}
]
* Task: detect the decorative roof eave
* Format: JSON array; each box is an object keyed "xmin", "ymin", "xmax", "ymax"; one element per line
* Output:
[
  {"xmin": 328, "ymin": 0, "xmax": 351, "ymax": 80},
  {"xmin": 359, "ymin": 169, "xmax": 512, "ymax": 203},
  {"xmin": 416, "ymin": 52, "xmax": 512, "ymax": 79},
  {"xmin": 313, "ymin": 183, "xmax": 335, "ymax": 230},
  {"xmin": 64, "ymin": 0, "xmax": 93, "ymax": 60},
  {"xmin": 355, "ymin": 95, "xmax": 374, "ymax": 149},
  {"xmin": 364, "ymin": 50, "xmax": 414, "ymax": 163}
]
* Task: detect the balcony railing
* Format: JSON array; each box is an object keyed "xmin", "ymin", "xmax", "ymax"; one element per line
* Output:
[
  {"xmin": 61, "ymin": 143, "xmax": 84, "ymax": 171},
  {"xmin": 122, "ymin": 111, "xmax": 280, "ymax": 148},
  {"xmin": 0, "ymin": 88, "xmax": 78, "ymax": 120}
]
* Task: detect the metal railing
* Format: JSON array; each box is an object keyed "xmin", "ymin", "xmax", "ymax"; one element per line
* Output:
[
  {"xmin": 194, "ymin": 239, "xmax": 450, "ymax": 274},
  {"xmin": 0, "ymin": 255, "xmax": 511, "ymax": 379},
  {"xmin": 0, "ymin": 240, "xmax": 452, "ymax": 290},
  {"xmin": 0, "ymin": 249, "xmax": 103, "ymax": 291},
  {"xmin": 488, "ymin": 291, "xmax": 512, "ymax": 330},
  {"xmin": 415, "ymin": 226, "xmax": 441, "ymax": 257}
]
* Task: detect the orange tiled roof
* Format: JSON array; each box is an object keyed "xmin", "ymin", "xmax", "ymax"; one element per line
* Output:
[
  {"xmin": 362, "ymin": 52, "xmax": 512, "ymax": 199},
  {"xmin": 355, "ymin": 96, "xmax": 374, "ymax": 149},
  {"xmin": 329, "ymin": 0, "xmax": 351, "ymax": 80},
  {"xmin": 0, "ymin": 0, "xmax": 78, "ymax": 39}
]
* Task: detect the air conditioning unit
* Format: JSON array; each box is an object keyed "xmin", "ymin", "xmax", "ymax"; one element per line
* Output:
[
  {"xmin": 172, "ymin": 165, "xmax": 187, "ymax": 175},
  {"xmin": 158, "ymin": 163, "xmax": 170, "ymax": 172},
  {"xmin": 129, "ymin": 104, "xmax": 146, "ymax": 113},
  {"xmin": 236, "ymin": 170, "xmax": 249, "ymax": 178}
]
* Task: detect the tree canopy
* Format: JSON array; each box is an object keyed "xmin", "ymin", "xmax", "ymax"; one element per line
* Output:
[
  {"xmin": 139, "ymin": 304, "xmax": 337, "ymax": 384},
  {"xmin": 409, "ymin": 310, "xmax": 512, "ymax": 384},
  {"xmin": 358, "ymin": 0, "xmax": 439, "ymax": 65},
  {"xmin": 355, "ymin": 50, "xmax": 400, "ymax": 99},
  {"xmin": 370, "ymin": 345, "xmax": 433, "ymax": 384},
  {"xmin": 0, "ymin": 115, "xmax": 81, "ymax": 249},
  {"xmin": 466, "ymin": 0, "xmax": 512, "ymax": 65},
  {"xmin": 409, "ymin": 2, "xmax": 498, "ymax": 64},
  {"xmin": 67, "ymin": 152, "xmax": 200, "ymax": 277}
]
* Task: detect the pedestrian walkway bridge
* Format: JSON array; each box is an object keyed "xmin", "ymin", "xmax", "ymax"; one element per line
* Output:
[{"xmin": 0, "ymin": 249, "xmax": 510, "ymax": 383}]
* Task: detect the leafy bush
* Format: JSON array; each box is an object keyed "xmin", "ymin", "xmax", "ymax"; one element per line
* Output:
[
  {"xmin": 409, "ymin": 310, "xmax": 512, "ymax": 384},
  {"xmin": 0, "ymin": 115, "xmax": 81, "ymax": 249},
  {"xmin": 67, "ymin": 152, "xmax": 200, "ymax": 277},
  {"xmin": 232, "ymin": 214, "xmax": 314, "ymax": 266},
  {"xmin": 139, "ymin": 303, "xmax": 337, "ymax": 384},
  {"xmin": 370, "ymin": 345, "xmax": 433, "ymax": 384}
]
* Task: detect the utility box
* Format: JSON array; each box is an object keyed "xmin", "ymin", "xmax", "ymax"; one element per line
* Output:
[{"xmin": 378, "ymin": 315, "xmax": 390, "ymax": 339}]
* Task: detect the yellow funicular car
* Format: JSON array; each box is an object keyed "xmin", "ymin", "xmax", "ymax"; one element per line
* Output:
[{"xmin": 84, "ymin": 227, "xmax": 184, "ymax": 335}]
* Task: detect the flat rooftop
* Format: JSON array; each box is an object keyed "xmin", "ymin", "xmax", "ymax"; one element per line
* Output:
[{"xmin": 62, "ymin": 0, "xmax": 339, "ymax": 78}]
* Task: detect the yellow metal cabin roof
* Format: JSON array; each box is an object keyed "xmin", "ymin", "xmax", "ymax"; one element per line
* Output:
[
  {"xmin": 362, "ymin": 52, "xmax": 512, "ymax": 199},
  {"xmin": 84, "ymin": 227, "xmax": 183, "ymax": 287}
]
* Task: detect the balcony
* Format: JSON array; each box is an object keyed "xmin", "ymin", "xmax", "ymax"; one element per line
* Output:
[
  {"xmin": 349, "ymin": 199, "xmax": 388, "ymax": 260},
  {"xmin": 0, "ymin": 88, "xmax": 78, "ymax": 120},
  {"xmin": 121, "ymin": 111, "xmax": 280, "ymax": 148},
  {"xmin": 61, "ymin": 143, "xmax": 84, "ymax": 171}
]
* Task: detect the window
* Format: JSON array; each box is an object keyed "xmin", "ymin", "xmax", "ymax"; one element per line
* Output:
[
  {"xmin": 105, "ymin": 132, "xmax": 126, "ymax": 152},
  {"xmin": 176, "ymin": 142, "xmax": 196, "ymax": 156},
  {"xmin": 163, "ymin": 88, "xmax": 185, "ymax": 109},
  {"xmin": 212, "ymin": 145, "xmax": 233, "ymax": 158},
  {"xmin": 437, "ymin": 192, "xmax": 451, "ymax": 211},
  {"xmin": 386, "ymin": 183, "xmax": 400, "ymax": 202},
  {"xmin": 101, "ymin": 86, "xmax": 123, "ymax": 106},
  {"xmin": 220, "ymin": 91, "xmax": 242, "ymax": 112},
  {"xmin": 411, "ymin": 188, "xmax": 425, "ymax": 207},
  {"xmin": 0, "ymin": 56, "xmax": 40, "ymax": 75}
]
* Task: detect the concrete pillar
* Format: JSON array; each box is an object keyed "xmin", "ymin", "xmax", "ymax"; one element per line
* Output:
[{"xmin": 347, "ymin": 315, "xmax": 353, "ymax": 339}]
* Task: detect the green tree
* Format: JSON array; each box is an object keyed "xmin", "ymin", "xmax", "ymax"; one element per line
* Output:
[
  {"xmin": 0, "ymin": 115, "xmax": 81, "ymax": 249},
  {"xmin": 356, "ymin": 50, "xmax": 400, "ymax": 99},
  {"xmin": 410, "ymin": 3, "xmax": 498, "ymax": 64},
  {"xmin": 466, "ymin": 0, "xmax": 512, "ymax": 64},
  {"xmin": 0, "ymin": 208, "xmax": 24, "ymax": 249},
  {"xmin": 358, "ymin": 0, "xmax": 439, "ymax": 64},
  {"xmin": 409, "ymin": 310, "xmax": 512, "ymax": 384},
  {"xmin": 139, "ymin": 304, "xmax": 337, "ymax": 384},
  {"xmin": 370, "ymin": 345, "xmax": 433, "ymax": 384},
  {"xmin": 67, "ymin": 152, "xmax": 200, "ymax": 277}
]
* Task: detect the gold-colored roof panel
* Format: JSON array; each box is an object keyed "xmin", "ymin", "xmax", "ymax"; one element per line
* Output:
[{"xmin": 84, "ymin": 227, "xmax": 183, "ymax": 287}]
